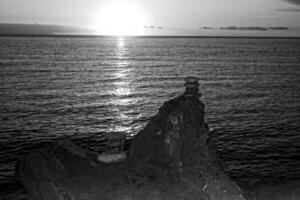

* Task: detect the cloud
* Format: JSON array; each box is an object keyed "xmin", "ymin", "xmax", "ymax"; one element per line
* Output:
[
  {"xmin": 0, "ymin": 23, "xmax": 92, "ymax": 35},
  {"xmin": 284, "ymin": 0, "xmax": 300, "ymax": 5},
  {"xmin": 268, "ymin": 27, "xmax": 289, "ymax": 30},
  {"xmin": 219, "ymin": 26, "xmax": 288, "ymax": 31},
  {"xmin": 199, "ymin": 26, "xmax": 215, "ymax": 30},
  {"xmin": 277, "ymin": 8, "xmax": 300, "ymax": 12},
  {"xmin": 220, "ymin": 26, "xmax": 268, "ymax": 31},
  {"xmin": 144, "ymin": 25, "xmax": 163, "ymax": 29},
  {"xmin": 144, "ymin": 25, "xmax": 156, "ymax": 29},
  {"xmin": 250, "ymin": 15, "xmax": 277, "ymax": 18}
]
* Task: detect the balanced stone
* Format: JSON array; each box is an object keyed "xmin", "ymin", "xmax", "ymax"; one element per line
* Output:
[
  {"xmin": 184, "ymin": 76, "xmax": 200, "ymax": 83},
  {"xmin": 183, "ymin": 76, "xmax": 201, "ymax": 97},
  {"xmin": 104, "ymin": 132, "xmax": 126, "ymax": 152},
  {"xmin": 105, "ymin": 132, "xmax": 127, "ymax": 140}
]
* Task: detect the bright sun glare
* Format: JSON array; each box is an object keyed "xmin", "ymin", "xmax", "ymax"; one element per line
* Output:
[{"xmin": 93, "ymin": 3, "xmax": 147, "ymax": 36}]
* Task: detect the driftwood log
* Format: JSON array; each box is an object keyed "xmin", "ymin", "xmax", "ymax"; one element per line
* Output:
[{"xmin": 17, "ymin": 77, "xmax": 245, "ymax": 200}]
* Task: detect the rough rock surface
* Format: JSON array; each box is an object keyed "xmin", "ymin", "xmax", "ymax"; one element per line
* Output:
[
  {"xmin": 257, "ymin": 180, "xmax": 300, "ymax": 200},
  {"xmin": 245, "ymin": 180, "xmax": 300, "ymax": 200},
  {"xmin": 128, "ymin": 95, "xmax": 245, "ymax": 200},
  {"xmin": 17, "ymin": 78, "xmax": 246, "ymax": 200}
]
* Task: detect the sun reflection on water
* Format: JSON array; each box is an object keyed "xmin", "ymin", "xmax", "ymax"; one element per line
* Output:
[
  {"xmin": 109, "ymin": 37, "xmax": 136, "ymax": 133},
  {"xmin": 113, "ymin": 37, "xmax": 132, "ymax": 98},
  {"xmin": 118, "ymin": 37, "xmax": 125, "ymax": 47}
]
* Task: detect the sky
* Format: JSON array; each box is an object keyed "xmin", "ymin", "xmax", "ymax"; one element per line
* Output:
[{"xmin": 0, "ymin": 0, "xmax": 300, "ymax": 36}]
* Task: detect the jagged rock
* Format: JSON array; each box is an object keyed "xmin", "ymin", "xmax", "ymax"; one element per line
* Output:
[
  {"xmin": 17, "ymin": 77, "xmax": 245, "ymax": 200},
  {"xmin": 128, "ymin": 82, "xmax": 245, "ymax": 200}
]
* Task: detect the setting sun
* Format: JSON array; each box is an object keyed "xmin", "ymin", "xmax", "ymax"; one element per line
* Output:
[{"xmin": 92, "ymin": 3, "xmax": 147, "ymax": 36}]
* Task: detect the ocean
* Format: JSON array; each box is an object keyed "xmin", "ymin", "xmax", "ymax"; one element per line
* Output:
[{"xmin": 0, "ymin": 36, "xmax": 300, "ymax": 198}]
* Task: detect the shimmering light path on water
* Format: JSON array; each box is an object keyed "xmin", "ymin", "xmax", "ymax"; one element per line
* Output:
[{"xmin": 0, "ymin": 36, "xmax": 300, "ymax": 197}]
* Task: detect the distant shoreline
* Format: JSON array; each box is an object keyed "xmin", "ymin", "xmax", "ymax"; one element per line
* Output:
[{"xmin": 1, "ymin": 34, "xmax": 300, "ymax": 39}]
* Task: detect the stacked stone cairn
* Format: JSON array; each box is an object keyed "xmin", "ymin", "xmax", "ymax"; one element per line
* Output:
[
  {"xmin": 104, "ymin": 132, "xmax": 126, "ymax": 153},
  {"xmin": 97, "ymin": 132, "xmax": 127, "ymax": 163},
  {"xmin": 183, "ymin": 76, "xmax": 202, "ymax": 98}
]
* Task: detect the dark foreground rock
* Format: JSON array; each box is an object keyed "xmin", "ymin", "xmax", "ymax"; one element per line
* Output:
[
  {"xmin": 257, "ymin": 180, "xmax": 300, "ymax": 200},
  {"xmin": 241, "ymin": 179, "xmax": 300, "ymax": 200},
  {"xmin": 17, "ymin": 77, "xmax": 245, "ymax": 200}
]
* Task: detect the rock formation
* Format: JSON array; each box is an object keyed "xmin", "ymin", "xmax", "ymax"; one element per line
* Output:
[{"xmin": 17, "ymin": 77, "xmax": 246, "ymax": 200}]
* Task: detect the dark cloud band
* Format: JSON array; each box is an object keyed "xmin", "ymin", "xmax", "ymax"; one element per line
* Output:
[
  {"xmin": 219, "ymin": 26, "xmax": 288, "ymax": 31},
  {"xmin": 284, "ymin": 0, "xmax": 300, "ymax": 5},
  {"xmin": 277, "ymin": 8, "xmax": 300, "ymax": 12}
]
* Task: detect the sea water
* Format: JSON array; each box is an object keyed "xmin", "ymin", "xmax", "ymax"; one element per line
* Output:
[{"xmin": 0, "ymin": 36, "xmax": 300, "ymax": 197}]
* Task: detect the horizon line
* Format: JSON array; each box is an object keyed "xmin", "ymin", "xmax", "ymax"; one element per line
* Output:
[{"xmin": 0, "ymin": 34, "xmax": 300, "ymax": 39}]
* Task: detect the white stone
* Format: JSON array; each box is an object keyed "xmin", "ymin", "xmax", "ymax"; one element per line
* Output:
[{"xmin": 97, "ymin": 152, "xmax": 127, "ymax": 163}]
